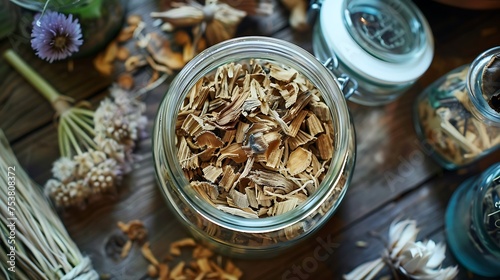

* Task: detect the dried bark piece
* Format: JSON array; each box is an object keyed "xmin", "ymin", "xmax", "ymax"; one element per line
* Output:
[
  {"xmin": 193, "ymin": 245, "xmax": 214, "ymax": 259},
  {"xmin": 191, "ymin": 181, "xmax": 219, "ymax": 204},
  {"xmin": 170, "ymin": 261, "xmax": 185, "ymax": 279},
  {"xmin": 196, "ymin": 131, "xmax": 223, "ymax": 148},
  {"xmin": 141, "ymin": 242, "xmax": 159, "ymax": 266},
  {"xmin": 147, "ymin": 263, "xmax": 159, "ymax": 278},
  {"xmin": 127, "ymin": 15, "xmax": 142, "ymax": 26},
  {"xmin": 117, "ymin": 73, "xmax": 134, "ymax": 90},
  {"xmin": 306, "ymin": 113, "xmax": 325, "ymax": 136},
  {"xmin": 170, "ymin": 238, "xmax": 196, "ymax": 256},
  {"xmin": 158, "ymin": 263, "xmax": 169, "ymax": 280},
  {"xmin": 316, "ymin": 133, "xmax": 334, "ymax": 161},
  {"xmin": 248, "ymin": 170, "xmax": 298, "ymax": 193},
  {"xmin": 216, "ymin": 205, "xmax": 258, "ymax": 218},
  {"xmin": 120, "ymin": 239, "xmax": 132, "ymax": 258},
  {"xmin": 116, "ymin": 46, "xmax": 130, "ymax": 61},
  {"xmin": 287, "ymin": 147, "xmax": 312, "ymax": 176},
  {"xmin": 125, "ymin": 55, "xmax": 147, "ymax": 72},
  {"xmin": 217, "ymin": 143, "xmax": 248, "ymax": 165},
  {"xmin": 267, "ymin": 198, "xmax": 298, "ymax": 216},
  {"xmin": 147, "ymin": 32, "xmax": 185, "ymax": 70},
  {"xmin": 309, "ymin": 101, "xmax": 331, "ymax": 121},
  {"xmin": 219, "ymin": 165, "xmax": 240, "ymax": 192},
  {"xmin": 117, "ymin": 220, "xmax": 148, "ymax": 242}
]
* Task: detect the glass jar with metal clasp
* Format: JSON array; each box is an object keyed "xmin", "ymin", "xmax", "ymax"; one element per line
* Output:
[{"xmin": 310, "ymin": 0, "xmax": 434, "ymax": 106}]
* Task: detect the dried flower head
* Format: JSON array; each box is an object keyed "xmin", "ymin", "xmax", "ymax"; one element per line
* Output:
[
  {"xmin": 344, "ymin": 220, "xmax": 458, "ymax": 280},
  {"xmin": 51, "ymin": 157, "xmax": 76, "ymax": 181},
  {"xmin": 31, "ymin": 11, "xmax": 83, "ymax": 62}
]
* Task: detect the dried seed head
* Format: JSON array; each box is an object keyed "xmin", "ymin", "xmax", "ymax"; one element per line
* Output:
[
  {"xmin": 85, "ymin": 159, "xmax": 120, "ymax": 194},
  {"xmin": 45, "ymin": 179, "xmax": 90, "ymax": 208},
  {"xmin": 51, "ymin": 157, "xmax": 76, "ymax": 181}
]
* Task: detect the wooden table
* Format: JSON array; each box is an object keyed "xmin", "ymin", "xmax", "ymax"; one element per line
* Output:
[{"xmin": 1, "ymin": 0, "xmax": 500, "ymax": 279}]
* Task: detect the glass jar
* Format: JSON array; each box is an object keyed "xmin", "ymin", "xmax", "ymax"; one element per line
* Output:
[
  {"xmin": 153, "ymin": 36, "xmax": 356, "ymax": 257},
  {"xmin": 312, "ymin": 0, "xmax": 434, "ymax": 106},
  {"xmin": 445, "ymin": 163, "xmax": 500, "ymax": 277},
  {"xmin": 9, "ymin": 0, "xmax": 124, "ymax": 57},
  {"xmin": 414, "ymin": 47, "xmax": 500, "ymax": 170}
]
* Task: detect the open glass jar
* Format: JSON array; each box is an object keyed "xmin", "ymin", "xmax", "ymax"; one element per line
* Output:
[
  {"xmin": 153, "ymin": 37, "xmax": 356, "ymax": 257},
  {"xmin": 414, "ymin": 47, "xmax": 500, "ymax": 170},
  {"xmin": 445, "ymin": 163, "xmax": 500, "ymax": 277},
  {"xmin": 312, "ymin": 0, "xmax": 434, "ymax": 106}
]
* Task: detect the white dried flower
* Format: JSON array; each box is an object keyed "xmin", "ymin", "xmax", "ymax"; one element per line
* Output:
[
  {"xmin": 343, "ymin": 219, "xmax": 458, "ymax": 280},
  {"xmin": 94, "ymin": 135, "xmax": 126, "ymax": 163},
  {"xmin": 51, "ymin": 157, "xmax": 75, "ymax": 181},
  {"xmin": 94, "ymin": 88, "xmax": 147, "ymax": 153},
  {"xmin": 73, "ymin": 149, "xmax": 107, "ymax": 177}
]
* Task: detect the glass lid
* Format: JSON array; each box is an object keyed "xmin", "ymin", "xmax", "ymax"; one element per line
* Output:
[{"xmin": 343, "ymin": 0, "xmax": 427, "ymax": 63}]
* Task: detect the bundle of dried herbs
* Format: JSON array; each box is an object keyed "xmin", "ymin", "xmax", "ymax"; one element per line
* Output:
[
  {"xmin": 3, "ymin": 50, "xmax": 147, "ymax": 208},
  {"xmin": 175, "ymin": 59, "xmax": 336, "ymax": 218},
  {"xmin": 0, "ymin": 130, "xmax": 99, "ymax": 279}
]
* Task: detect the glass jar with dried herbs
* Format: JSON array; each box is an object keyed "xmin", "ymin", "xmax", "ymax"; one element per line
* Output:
[
  {"xmin": 153, "ymin": 36, "xmax": 356, "ymax": 257},
  {"xmin": 414, "ymin": 46, "xmax": 500, "ymax": 170},
  {"xmin": 445, "ymin": 162, "xmax": 500, "ymax": 277}
]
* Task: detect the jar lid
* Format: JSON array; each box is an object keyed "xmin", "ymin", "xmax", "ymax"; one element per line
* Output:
[{"xmin": 320, "ymin": 0, "xmax": 434, "ymax": 84}]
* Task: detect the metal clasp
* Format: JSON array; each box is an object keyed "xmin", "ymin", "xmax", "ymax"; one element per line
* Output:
[
  {"xmin": 307, "ymin": 0, "xmax": 324, "ymax": 26},
  {"xmin": 322, "ymin": 56, "xmax": 359, "ymax": 100}
]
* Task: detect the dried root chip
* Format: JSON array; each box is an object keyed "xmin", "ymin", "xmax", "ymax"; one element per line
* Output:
[
  {"xmin": 117, "ymin": 73, "xmax": 134, "ymax": 90},
  {"xmin": 147, "ymin": 264, "xmax": 158, "ymax": 278},
  {"xmin": 287, "ymin": 147, "xmax": 312, "ymax": 176},
  {"xmin": 127, "ymin": 14, "xmax": 142, "ymax": 27},
  {"xmin": 141, "ymin": 242, "xmax": 160, "ymax": 266},
  {"xmin": 120, "ymin": 239, "xmax": 132, "ymax": 258},
  {"xmin": 158, "ymin": 263, "xmax": 169, "ymax": 280},
  {"xmin": 170, "ymin": 237, "xmax": 197, "ymax": 256},
  {"xmin": 117, "ymin": 25, "xmax": 136, "ymax": 42},
  {"xmin": 116, "ymin": 46, "xmax": 130, "ymax": 61},
  {"xmin": 117, "ymin": 220, "xmax": 148, "ymax": 242},
  {"xmin": 125, "ymin": 55, "xmax": 147, "ymax": 72}
]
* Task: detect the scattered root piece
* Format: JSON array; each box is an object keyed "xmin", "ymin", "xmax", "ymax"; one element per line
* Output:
[
  {"xmin": 141, "ymin": 242, "xmax": 160, "ymax": 266},
  {"xmin": 117, "ymin": 73, "xmax": 134, "ymax": 90},
  {"xmin": 117, "ymin": 220, "xmax": 148, "ymax": 242}
]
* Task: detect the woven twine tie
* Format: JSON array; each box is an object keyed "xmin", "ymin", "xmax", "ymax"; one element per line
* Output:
[{"xmin": 61, "ymin": 257, "xmax": 99, "ymax": 280}]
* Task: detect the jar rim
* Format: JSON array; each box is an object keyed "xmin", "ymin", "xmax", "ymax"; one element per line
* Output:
[
  {"xmin": 467, "ymin": 46, "xmax": 500, "ymax": 125},
  {"xmin": 153, "ymin": 36, "xmax": 353, "ymax": 233},
  {"xmin": 318, "ymin": 0, "xmax": 434, "ymax": 84}
]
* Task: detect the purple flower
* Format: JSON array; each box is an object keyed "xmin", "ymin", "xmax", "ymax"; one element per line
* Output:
[{"xmin": 31, "ymin": 11, "xmax": 83, "ymax": 63}]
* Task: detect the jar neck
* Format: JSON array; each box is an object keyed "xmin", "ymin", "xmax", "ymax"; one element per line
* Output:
[{"xmin": 467, "ymin": 47, "xmax": 500, "ymax": 127}]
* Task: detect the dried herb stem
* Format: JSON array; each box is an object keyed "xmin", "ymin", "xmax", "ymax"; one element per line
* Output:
[
  {"xmin": 3, "ymin": 49, "xmax": 62, "ymax": 109},
  {"xmin": 0, "ymin": 130, "xmax": 98, "ymax": 279}
]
